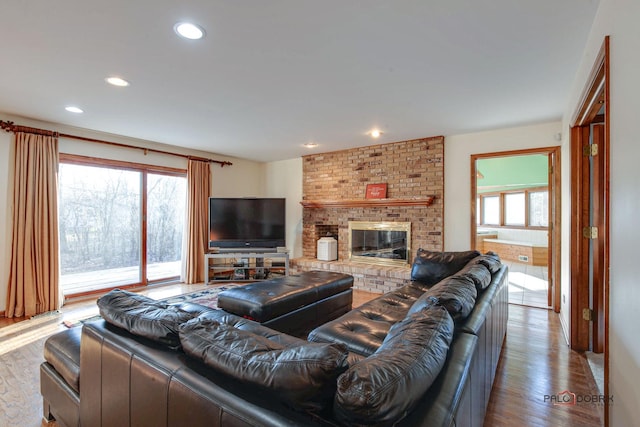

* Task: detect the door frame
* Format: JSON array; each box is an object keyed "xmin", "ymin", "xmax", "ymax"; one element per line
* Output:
[
  {"xmin": 570, "ymin": 37, "xmax": 609, "ymax": 350},
  {"xmin": 470, "ymin": 146, "xmax": 562, "ymax": 312},
  {"xmin": 569, "ymin": 35, "xmax": 610, "ymax": 424}
]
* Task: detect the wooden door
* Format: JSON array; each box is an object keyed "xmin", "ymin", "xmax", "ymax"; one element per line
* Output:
[
  {"xmin": 570, "ymin": 37, "xmax": 609, "ymax": 356},
  {"xmin": 569, "ymin": 35, "xmax": 609, "ymax": 426}
]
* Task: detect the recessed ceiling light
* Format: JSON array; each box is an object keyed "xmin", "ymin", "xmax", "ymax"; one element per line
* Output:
[
  {"xmin": 65, "ymin": 106, "xmax": 84, "ymax": 114},
  {"xmin": 174, "ymin": 22, "xmax": 205, "ymax": 40},
  {"xmin": 105, "ymin": 76, "xmax": 130, "ymax": 87},
  {"xmin": 369, "ymin": 129, "xmax": 383, "ymax": 138},
  {"xmin": 303, "ymin": 142, "xmax": 318, "ymax": 148}
]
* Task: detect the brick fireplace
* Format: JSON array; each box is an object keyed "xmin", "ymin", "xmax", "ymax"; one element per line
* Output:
[{"xmin": 291, "ymin": 136, "xmax": 444, "ymax": 293}]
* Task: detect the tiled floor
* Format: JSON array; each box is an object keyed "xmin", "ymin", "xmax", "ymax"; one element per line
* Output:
[
  {"xmin": 586, "ymin": 351, "xmax": 605, "ymax": 395},
  {"xmin": 504, "ymin": 261, "xmax": 551, "ymax": 309}
]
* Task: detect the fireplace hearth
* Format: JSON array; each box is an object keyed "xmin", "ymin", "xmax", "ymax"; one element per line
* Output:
[{"xmin": 348, "ymin": 221, "xmax": 411, "ymax": 266}]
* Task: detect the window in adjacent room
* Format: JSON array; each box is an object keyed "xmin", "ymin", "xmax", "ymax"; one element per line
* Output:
[
  {"xmin": 529, "ymin": 190, "xmax": 549, "ymax": 227},
  {"xmin": 482, "ymin": 195, "xmax": 500, "ymax": 225},
  {"xmin": 504, "ymin": 192, "xmax": 526, "ymax": 226},
  {"xmin": 477, "ymin": 188, "xmax": 548, "ymax": 229}
]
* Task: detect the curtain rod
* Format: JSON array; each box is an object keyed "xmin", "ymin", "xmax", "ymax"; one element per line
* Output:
[{"xmin": 0, "ymin": 120, "xmax": 233, "ymax": 167}]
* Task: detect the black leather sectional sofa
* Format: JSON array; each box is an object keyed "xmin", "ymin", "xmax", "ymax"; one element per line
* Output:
[{"xmin": 40, "ymin": 249, "xmax": 508, "ymax": 427}]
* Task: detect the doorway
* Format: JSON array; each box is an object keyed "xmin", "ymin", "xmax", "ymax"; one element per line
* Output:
[{"xmin": 471, "ymin": 147, "xmax": 561, "ymax": 312}]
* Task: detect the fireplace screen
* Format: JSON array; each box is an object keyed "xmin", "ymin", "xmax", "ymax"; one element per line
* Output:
[{"xmin": 348, "ymin": 221, "xmax": 411, "ymax": 266}]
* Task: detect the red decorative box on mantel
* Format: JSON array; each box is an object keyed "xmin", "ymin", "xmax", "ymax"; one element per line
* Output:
[{"xmin": 365, "ymin": 183, "xmax": 387, "ymax": 199}]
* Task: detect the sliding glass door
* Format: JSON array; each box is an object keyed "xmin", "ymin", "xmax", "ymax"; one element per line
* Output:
[
  {"xmin": 58, "ymin": 156, "xmax": 186, "ymax": 296},
  {"xmin": 146, "ymin": 173, "xmax": 186, "ymax": 281}
]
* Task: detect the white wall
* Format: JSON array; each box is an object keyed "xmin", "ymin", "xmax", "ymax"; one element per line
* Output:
[
  {"xmin": 444, "ymin": 121, "xmax": 562, "ymax": 250},
  {"xmin": 562, "ymin": 0, "xmax": 640, "ymax": 425},
  {"xmin": 265, "ymin": 158, "xmax": 303, "ymax": 258},
  {"xmin": 209, "ymin": 160, "xmax": 265, "ymax": 198},
  {"xmin": 0, "ymin": 113, "xmax": 264, "ymax": 313}
]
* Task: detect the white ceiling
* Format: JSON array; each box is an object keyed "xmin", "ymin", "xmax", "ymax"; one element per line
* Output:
[{"xmin": 0, "ymin": 1, "xmax": 599, "ymax": 162}]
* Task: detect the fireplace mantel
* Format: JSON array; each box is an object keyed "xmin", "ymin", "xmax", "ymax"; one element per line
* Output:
[{"xmin": 300, "ymin": 196, "xmax": 435, "ymax": 209}]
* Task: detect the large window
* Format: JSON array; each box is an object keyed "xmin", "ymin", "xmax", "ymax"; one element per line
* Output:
[
  {"xmin": 58, "ymin": 156, "xmax": 186, "ymax": 295},
  {"xmin": 478, "ymin": 187, "xmax": 548, "ymax": 228}
]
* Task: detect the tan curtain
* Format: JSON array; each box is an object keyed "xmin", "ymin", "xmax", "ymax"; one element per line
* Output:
[
  {"xmin": 182, "ymin": 159, "xmax": 211, "ymax": 283},
  {"xmin": 6, "ymin": 132, "xmax": 60, "ymax": 318}
]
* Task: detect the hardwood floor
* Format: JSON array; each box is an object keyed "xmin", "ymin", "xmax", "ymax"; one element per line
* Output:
[
  {"xmin": 0, "ymin": 285, "xmax": 603, "ymax": 427},
  {"xmin": 484, "ymin": 305, "xmax": 603, "ymax": 427}
]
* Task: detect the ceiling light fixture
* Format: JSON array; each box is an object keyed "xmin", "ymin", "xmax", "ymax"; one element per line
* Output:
[
  {"xmin": 174, "ymin": 22, "xmax": 205, "ymax": 40},
  {"xmin": 303, "ymin": 142, "xmax": 318, "ymax": 148},
  {"xmin": 65, "ymin": 106, "xmax": 84, "ymax": 114},
  {"xmin": 369, "ymin": 129, "xmax": 383, "ymax": 138},
  {"xmin": 105, "ymin": 76, "xmax": 130, "ymax": 87}
]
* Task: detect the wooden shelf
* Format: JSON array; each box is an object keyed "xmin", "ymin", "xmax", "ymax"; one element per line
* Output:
[{"xmin": 300, "ymin": 196, "xmax": 435, "ymax": 208}]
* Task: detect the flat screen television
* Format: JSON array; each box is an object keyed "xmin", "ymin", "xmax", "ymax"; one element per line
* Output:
[{"xmin": 208, "ymin": 197, "xmax": 286, "ymax": 249}]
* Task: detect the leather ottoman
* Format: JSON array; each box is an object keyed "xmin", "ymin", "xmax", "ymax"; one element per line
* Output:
[{"xmin": 217, "ymin": 270, "xmax": 354, "ymax": 336}]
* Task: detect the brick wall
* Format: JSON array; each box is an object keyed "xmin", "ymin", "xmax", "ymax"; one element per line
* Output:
[{"xmin": 302, "ymin": 136, "xmax": 444, "ymax": 261}]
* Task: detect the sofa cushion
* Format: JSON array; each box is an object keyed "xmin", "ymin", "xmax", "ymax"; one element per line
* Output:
[
  {"xmin": 179, "ymin": 316, "xmax": 349, "ymax": 412},
  {"xmin": 406, "ymin": 294, "xmax": 440, "ymax": 316},
  {"xmin": 195, "ymin": 308, "xmax": 307, "ymax": 348},
  {"xmin": 308, "ymin": 306, "xmax": 397, "ymax": 357},
  {"xmin": 307, "ymin": 285, "xmax": 422, "ymax": 357},
  {"xmin": 333, "ymin": 306, "xmax": 454, "ymax": 426},
  {"xmin": 410, "ymin": 249, "xmax": 481, "ymax": 285},
  {"xmin": 456, "ymin": 262, "xmax": 492, "ymax": 291},
  {"xmin": 475, "ymin": 251, "xmax": 502, "ymax": 274},
  {"xmin": 97, "ymin": 289, "xmax": 196, "ymax": 348},
  {"xmin": 413, "ymin": 275, "xmax": 478, "ymax": 321}
]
